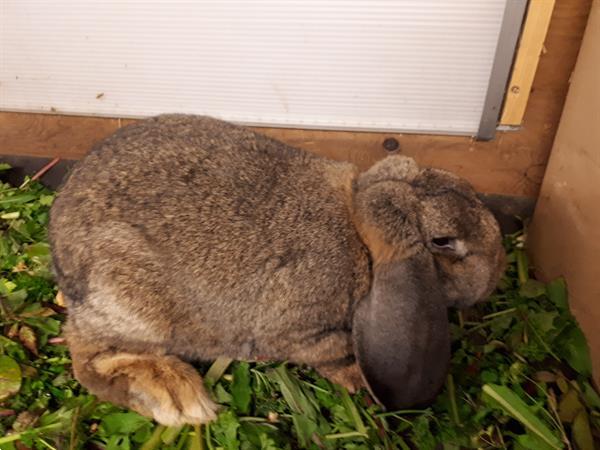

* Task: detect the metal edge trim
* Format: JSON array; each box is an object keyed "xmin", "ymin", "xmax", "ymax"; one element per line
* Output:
[{"xmin": 477, "ymin": 0, "xmax": 529, "ymax": 141}]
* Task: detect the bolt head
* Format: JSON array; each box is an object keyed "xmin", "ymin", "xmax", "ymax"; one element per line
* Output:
[{"xmin": 383, "ymin": 137, "xmax": 400, "ymax": 152}]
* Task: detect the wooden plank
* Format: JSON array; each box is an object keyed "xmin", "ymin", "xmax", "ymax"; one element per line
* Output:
[
  {"xmin": 529, "ymin": 0, "xmax": 600, "ymax": 385},
  {"xmin": 0, "ymin": 111, "xmax": 550, "ymax": 197},
  {"xmin": 0, "ymin": 111, "xmax": 530, "ymax": 195},
  {"xmin": 500, "ymin": 0, "xmax": 556, "ymax": 125},
  {"xmin": 0, "ymin": 0, "xmax": 592, "ymax": 198}
]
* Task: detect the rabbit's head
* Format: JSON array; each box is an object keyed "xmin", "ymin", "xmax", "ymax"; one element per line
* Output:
[
  {"xmin": 351, "ymin": 155, "xmax": 504, "ymax": 409},
  {"xmin": 352, "ymin": 155, "xmax": 504, "ymax": 309}
]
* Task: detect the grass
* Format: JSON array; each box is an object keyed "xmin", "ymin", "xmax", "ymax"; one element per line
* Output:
[{"xmin": 0, "ymin": 168, "xmax": 599, "ymax": 449}]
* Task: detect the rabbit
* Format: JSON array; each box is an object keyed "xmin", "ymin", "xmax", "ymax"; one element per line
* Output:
[{"xmin": 49, "ymin": 114, "xmax": 504, "ymax": 426}]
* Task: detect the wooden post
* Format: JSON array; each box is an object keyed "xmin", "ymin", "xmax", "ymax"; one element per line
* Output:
[{"xmin": 500, "ymin": 0, "xmax": 556, "ymax": 126}]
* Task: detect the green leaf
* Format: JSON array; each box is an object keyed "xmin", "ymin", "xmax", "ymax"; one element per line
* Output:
[
  {"xmin": 106, "ymin": 434, "xmax": 131, "ymax": 450},
  {"xmin": 39, "ymin": 194, "xmax": 54, "ymax": 206},
  {"xmin": 189, "ymin": 424, "xmax": 203, "ymax": 450},
  {"xmin": 213, "ymin": 411, "xmax": 240, "ymax": 450},
  {"xmin": 0, "ymin": 163, "xmax": 12, "ymax": 171},
  {"xmin": 0, "ymin": 194, "xmax": 37, "ymax": 205},
  {"xmin": 582, "ymin": 382, "xmax": 600, "ymax": 410},
  {"xmin": 18, "ymin": 324, "xmax": 38, "ymax": 356},
  {"xmin": 101, "ymin": 412, "xmax": 152, "ymax": 435},
  {"xmin": 214, "ymin": 383, "xmax": 233, "ymax": 404},
  {"xmin": 269, "ymin": 365, "xmax": 316, "ymax": 418},
  {"xmin": 205, "ymin": 356, "xmax": 233, "ymax": 386},
  {"xmin": 572, "ymin": 409, "xmax": 594, "ymax": 450},
  {"xmin": 519, "ymin": 279, "xmax": 546, "ymax": 298},
  {"xmin": 25, "ymin": 242, "xmax": 51, "ymax": 258},
  {"xmin": 139, "ymin": 425, "xmax": 166, "ymax": 450},
  {"xmin": 160, "ymin": 425, "xmax": 182, "ymax": 445},
  {"xmin": 528, "ymin": 311, "xmax": 558, "ymax": 335},
  {"xmin": 0, "ymin": 279, "xmax": 17, "ymax": 294},
  {"xmin": 6, "ymin": 289, "xmax": 28, "ymax": 309},
  {"xmin": 291, "ymin": 413, "xmax": 317, "ymax": 448},
  {"xmin": 339, "ymin": 387, "xmax": 367, "ymax": 436},
  {"xmin": 482, "ymin": 384, "xmax": 562, "ymax": 449},
  {"xmin": 515, "ymin": 432, "xmax": 557, "ymax": 450},
  {"xmin": 546, "ymin": 278, "xmax": 568, "ymax": 311},
  {"xmin": 515, "ymin": 249, "xmax": 529, "ymax": 285},
  {"xmin": 38, "ymin": 397, "xmax": 95, "ymax": 433},
  {"xmin": 411, "ymin": 416, "xmax": 437, "ymax": 450},
  {"xmin": 0, "ymin": 355, "xmax": 22, "ymax": 401},
  {"xmin": 259, "ymin": 432, "xmax": 280, "ymax": 450},
  {"xmin": 269, "ymin": 366, "xmax": 319, "ymax": 447},
  {"xmin": 231, "ymin": 362, "xmax": 251, "ymax": 414},
  {"xmin": 556, "ymin": 325, "xmax": 592, "ymax": 376},
  {"xmin": 558, "ymin": 389, "xmax": 583, "ymax": 423},
  {"xmin": 24, "ymin": 317, "xmax": 61, "ymax": 336}
]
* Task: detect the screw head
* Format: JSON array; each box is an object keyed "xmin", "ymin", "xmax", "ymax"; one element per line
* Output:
[{"xmin": 383, "ymin": 137, "xmax": 400, "ymax": 152}]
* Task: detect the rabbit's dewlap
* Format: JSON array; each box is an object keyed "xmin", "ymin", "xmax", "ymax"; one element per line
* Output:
[{"xmin": 49, "ymin": 115, "xmax": 504, "ymax": 425}]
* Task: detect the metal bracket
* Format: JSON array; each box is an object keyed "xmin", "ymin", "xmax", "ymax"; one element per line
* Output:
[{"xmin": 477, "ymin": 0, "xmax": 528, "ymax": 141}]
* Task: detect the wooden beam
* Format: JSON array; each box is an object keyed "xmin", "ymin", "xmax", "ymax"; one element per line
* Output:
[
  {"xmin": 500, "ymin": 0, "xmax": 556, "ymax": 126},
  {"xmin": 0, "ymin": 109, "xmax": 564, "ymax": 197}
]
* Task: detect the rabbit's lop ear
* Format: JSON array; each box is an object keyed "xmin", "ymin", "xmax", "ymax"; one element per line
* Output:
[
  {"xmin": 352, "ymin": 156, "xmax": 423, "ymax": 264},
  {"xmin": 355, "ymin": 155, "xmax": 420, "ymax": 189},
  {"xmin": 350, "ymin": 157, "xmax": 504, "ymax": 407},
  {"xmin": 351, "ymin": 157, "xmax": 452, "ymax": 408},
  {"xmin": 352, "ymin": 256, "xmax": 450, "ymax": 409}
]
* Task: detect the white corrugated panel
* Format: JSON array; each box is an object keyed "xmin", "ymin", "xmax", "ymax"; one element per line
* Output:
[{"xmin": 0, "ymin": 0, "xmax": 507, "ymax": 134}]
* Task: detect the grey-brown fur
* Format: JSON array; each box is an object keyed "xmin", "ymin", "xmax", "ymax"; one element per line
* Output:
[{"xmin": 49, "ymin": 115, "xmax": 504, "ymax": 425}]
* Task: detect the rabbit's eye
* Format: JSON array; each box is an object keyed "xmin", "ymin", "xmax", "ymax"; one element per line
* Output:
[
  {"xmin": 431, "ymin": 237, "xmax": 468, "ymax": 258},
  {"xmin": 431, "ymin": 237, "xmax": 457, "ymax": 250}
]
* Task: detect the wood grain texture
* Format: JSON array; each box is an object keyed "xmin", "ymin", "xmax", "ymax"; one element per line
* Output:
[
  {"xmin": 529, "ymin": 0, "xmax": 600, "ymax": 385},
  {"xmin": 0, "ymin": 0, "xmax": 592, "ymax": 197},
  {"xmin": 500, "ymin": 0, "xmax": 556, "ymax": 125}
]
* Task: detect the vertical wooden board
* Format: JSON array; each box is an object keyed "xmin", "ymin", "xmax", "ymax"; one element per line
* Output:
[
  {"xmin": 529, "ymin": 0, "xmax": 600, "ymax": 385},
  {"xmin": 500, "ymin": 0, "xmax": 556, "ymax": 125}
]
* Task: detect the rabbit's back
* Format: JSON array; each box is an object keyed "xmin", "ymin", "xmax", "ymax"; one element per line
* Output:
[{"xmin": 50, "ymin": 115, "xmax": 370, "ymax": 360}]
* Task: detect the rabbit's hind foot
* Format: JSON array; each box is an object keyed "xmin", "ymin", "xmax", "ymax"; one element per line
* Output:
[
  {"xmin": 317, "ymin": 360, "xmax": 365, "ymax": 394},
  {"xmin": 288, "ymin": 330, "xmax": 365, "ymax": 393},
  {"xmin": 70, "ymin": 342, "xmax": 218, "ymax": 426}
]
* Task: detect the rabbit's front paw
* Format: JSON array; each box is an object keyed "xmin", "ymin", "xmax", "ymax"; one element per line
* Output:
[
  {"xmin": 126, "ymin": 359, "xmax": 219, "ymax": 426},
  {"xmin": 86, "ymin": 351, "xmax": 218, "ymax": 426},
  {"xmin": 95, "ymin": 353, "xmax": 217, "ymax": 426}
]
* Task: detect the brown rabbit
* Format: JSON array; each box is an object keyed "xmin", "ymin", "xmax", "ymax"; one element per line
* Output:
[{"xmin": 49, "ymin": 115, "xmax": 504, "ymax": 426}]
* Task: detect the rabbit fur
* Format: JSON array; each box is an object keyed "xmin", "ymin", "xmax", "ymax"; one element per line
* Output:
[{"xmin": 49, "ymin": 115, "xmax": 504, "ymax": 426}]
